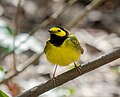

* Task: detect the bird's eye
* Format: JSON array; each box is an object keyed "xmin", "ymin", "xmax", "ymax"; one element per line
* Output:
[{"xmin": 58, "ymin": 30, "xmax": 61, "ymax": 32}]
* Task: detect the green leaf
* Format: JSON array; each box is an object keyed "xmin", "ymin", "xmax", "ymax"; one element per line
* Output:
[
  {"xmin": 110, "ymin": 65, "xmax": 120, "ymax": 73},
  {"xmin": 0, "ymin": 20, "xmax": 14, "ymax": 56},
  {"xmin": 6, "ymin": 26, "xmax": 13, "ymax": 35},
  {"xmin": 68, "ymin": 87, "xmax": 75, "ymax": 95},
  {"xmin": 0, "ymin": 66, "xmax": 7, "ymax": 74},
  {"xmin": 0, "ymin": 67, "xmax": 7, "ymax": 82},
  {"xmin": 0, "ymin": 90, "xmax": 9, "ymax": 97},
  {"xmin": 0, "ymin": 19, "xmax": 13, "ymax": 35},
  {"xmin": 0, "ymin": 67, "xmax": 4, "ymax": 71}
]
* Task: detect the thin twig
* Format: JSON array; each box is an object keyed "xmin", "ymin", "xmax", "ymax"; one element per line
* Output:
[
  {"xmin": 66, "ymin": 0, "xmax": 104, "ymax": 29},
  {"xmin": 12, "ymin": 0, "xmax": 22, "ymax": 71},
  {"xmin": 16, "ymin": 48, "xmax": 120, "ymax": 97},
  {"xmin": 0, "ymin": 52, "xmax": 43, "ymax": 85},
  {"xmin": 14, "ymin": 0, "xmax": 22, "ymax": 34}
]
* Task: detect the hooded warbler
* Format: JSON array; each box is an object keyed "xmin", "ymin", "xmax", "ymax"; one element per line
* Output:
[{"xmin": 44, "ymin": 26, "xmax": 84, "ymax": 77}]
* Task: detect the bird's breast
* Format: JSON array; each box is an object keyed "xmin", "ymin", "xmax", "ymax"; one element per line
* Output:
[{"xmin": 45, "ymin": 41, "xmax": 81, "ymax": 66}]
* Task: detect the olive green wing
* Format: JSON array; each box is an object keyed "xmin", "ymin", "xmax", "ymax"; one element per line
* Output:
[{"xmin": 67, "ymin": 35, "xmax": 84, "ymax": 54}]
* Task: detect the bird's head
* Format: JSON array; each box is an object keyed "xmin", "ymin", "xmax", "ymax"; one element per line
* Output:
[{"xmin": 48, "ymin": 26, "xmax": 69, "ymax": 37}]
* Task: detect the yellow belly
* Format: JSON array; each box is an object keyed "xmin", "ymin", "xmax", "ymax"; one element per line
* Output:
[{"xmin": 45, "ymin": 42, "xmax": 81, "ymax": 66}]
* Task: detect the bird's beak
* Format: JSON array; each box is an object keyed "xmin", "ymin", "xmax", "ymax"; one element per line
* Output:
[
  {"xmin": 48, "ymin": 29, "xmax": 51, "ymax": 33},
  {"xmin": 48, "ymin": 30, "xmax": 54, "ymax": 34}
]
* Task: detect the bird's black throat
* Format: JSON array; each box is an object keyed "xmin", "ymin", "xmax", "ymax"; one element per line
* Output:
[{"xmin": 49, "ymin": 34, "xmax": 67, "ymax": 47}]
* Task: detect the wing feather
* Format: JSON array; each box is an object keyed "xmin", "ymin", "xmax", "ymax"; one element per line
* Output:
[{"xmin": 67, "ymin": 35, "xmax": 84, "ymax": 54}]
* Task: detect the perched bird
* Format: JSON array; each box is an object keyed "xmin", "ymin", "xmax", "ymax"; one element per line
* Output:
[{"xmin": 44, "ymin": 26, "xmax": 84, "ymax": 77}]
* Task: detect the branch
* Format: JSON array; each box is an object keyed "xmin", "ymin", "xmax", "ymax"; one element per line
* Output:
[{"xmin": 16, "ymin": 48, "xmax": 120, "ymax": 97}]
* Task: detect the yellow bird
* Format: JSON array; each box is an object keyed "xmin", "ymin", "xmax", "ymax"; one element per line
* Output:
[{"xmin": 44, "ymin": 26, "xmax": 84, "ymax": 77}]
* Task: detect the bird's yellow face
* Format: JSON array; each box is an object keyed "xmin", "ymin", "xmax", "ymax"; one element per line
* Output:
[{"xmin": 49, "ymin": 27, "xmax": 67, "ymax": 37}]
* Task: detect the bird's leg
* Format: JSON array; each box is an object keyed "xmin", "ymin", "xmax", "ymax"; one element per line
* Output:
[
  {"xmin": 52, "ymin": 65, "xmax": 58, "ymax": 86},
  {"xmin": 53, "ymin": 65, "xmax": 57, "ymax": 78},
  {"xmin": 73, "ymin": 62, "xmax": 82, "ymax": 74}
]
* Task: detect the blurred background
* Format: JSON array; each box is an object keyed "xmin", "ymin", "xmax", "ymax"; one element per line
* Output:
[{"xmin": 0, "ymin": 0, "xmax": 120, "ymax": 97}]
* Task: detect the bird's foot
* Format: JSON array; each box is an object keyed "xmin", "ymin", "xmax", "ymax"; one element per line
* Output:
[
  {"xmin": 52, "ymin": 65, "xmax": 58, "ymax": 86},
  {"xmin": 74, "ymin": 62, "xmax": 82, "ymax": 74},
  {"xmin": 52, "ymin": 76, "xmax": 58, "ymax": 87}
]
